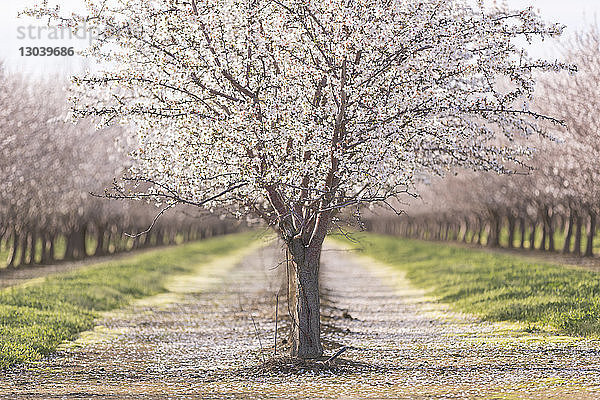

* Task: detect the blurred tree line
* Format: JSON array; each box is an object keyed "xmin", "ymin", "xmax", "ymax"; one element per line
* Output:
[
  {"xmin": 366, "ymin": 27, "xmax": 600, "ymax": 257},
  {"xmin": 0, "ymin": 67, "xmax": 239, "ymax": 269}
]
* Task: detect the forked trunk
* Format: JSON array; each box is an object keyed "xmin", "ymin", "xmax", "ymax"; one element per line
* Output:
[{"xmin": 287, "ymin": 238, "xmax": 323, "ymax": 359}]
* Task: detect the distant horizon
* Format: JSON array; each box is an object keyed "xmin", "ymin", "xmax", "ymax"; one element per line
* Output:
[{"xmin": 1, "ymin": 0, "xmax": 598, "ymax": 77}]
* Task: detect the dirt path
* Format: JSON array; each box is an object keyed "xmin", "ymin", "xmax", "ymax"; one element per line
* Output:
[
  {"xmin": 3, "ymin": 241, "xmax": 600, "ymax": 399},
  {"xmin": 318, "ymin": 244, "xmax": 600, "ymax": 399}
]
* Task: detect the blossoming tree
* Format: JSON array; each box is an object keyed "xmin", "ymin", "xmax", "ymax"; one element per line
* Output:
[{"xmin": 29, "ymin": 0, "xmax": 572, "ymax": 358}]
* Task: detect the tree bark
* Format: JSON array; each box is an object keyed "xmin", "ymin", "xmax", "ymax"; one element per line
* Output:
[
  {"xmin": 287, "ymin": 238, "xmax": 323, "ymax": 359},
  {"xmin": 462, "ymin": 217, "xmax": 469, "ymax": 243},
  {"xmin": 507, "ymin": 215, "xmax": 516, "ymax": 249},
  {"xmin": 435, "ymin": 222, "xmax": 441, "ymax": 240},
  {"xmin": 528, "ymin": 219, "xmax": 537, "ymax": 251},
  {"xmin": 23, "ymin": 232, "xmax": 32, "ymax": 265},
  {"xmin": 40, "ymin": 233, "xmax": 49, "ymax": 265},
  {"xmin": 562, "ymin": 208, "xmax": 574, "ymax": 254},
  {"xmin": 574, "ymin": 213, "xmax": 583, "ymax": 256},
  {"xmin": 6, "ymin": 228, "xmax": 18, "ymax": 268},
  {"xmin": 519, "ymin": 218, "xmax": 526, "ymax": 249},
  {"xmin": 452, "ymin": 224, "xmax": 459, "ymax": 241},
  {"xmin": 95, "ymin": 224, "xmax": 106, "ymax": 256},
  {"xmin": 27, "ymin": 231, "xmax": 37, "ymax": 265},
  {"xmin": 64, "ymin": 230, "xmax": 75, "ymax": 260},
  {"xmin": 16, "ymin": 233, "xmax": 26, "ymax": 266},
  {"xmin": 105, "ymin": 225, "xmax": 116, "ymax": 254},
  {"xmin": 156, "ymin": 229, "xmax": 165, "ymax": 246},
  {"xmin": 540, "ymin": 214, "xmax": 547, "ymax": 251},
  {"xmin": 546, "ymin": 207, "xmax": 555, "ymax": 252},
  {"xmin": 112, "ymin": 227, "xmax": 123, "ymax": 253},
  {"xmin": 487, "ymin": 211, "xmax": 500, "ymax": 248},
  {"xmin": 585, "ymin": 210, "xmax": 596, "ymax": 257},
  {"xmin": 48, "ymin": 234, "xmax": 56, "ymax": 263},
  {"xmin": 143, "ymin": 232, "xmax": 152, "ymax": 248}
]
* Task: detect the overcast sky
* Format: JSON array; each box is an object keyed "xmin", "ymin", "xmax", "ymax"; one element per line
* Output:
[{"xmin": 1, "ymin": 0, "xmax": 598, "ymax": 76}]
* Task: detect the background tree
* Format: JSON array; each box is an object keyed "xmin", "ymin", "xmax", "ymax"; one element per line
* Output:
[
  {"xmin": 540, "ymin": 26, "xmax": 600, "ymax": 256},
  {"xmin": 29, "ymin": 0, "xmax": 572, "ymax": 358},
  {"xmin": 0, "ymin": 67, "xmax": 234, "ymax": 268},
  {"xmin": 369, "ymin": 25, "xmax": 600, "ymax": 259}
]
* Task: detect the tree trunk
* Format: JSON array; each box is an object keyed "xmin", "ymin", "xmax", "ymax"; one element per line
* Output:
[
  {"xmin": 476, "ymin": 217, "xmax": 483, "ymax": 245},
  {"xmin": 156, "ymin": 229, "xmax": 165, "ymax": 246},
  {"xmin": 563, "ymin": 208, "xmax": 574, "ymax": 254},
  {"xmin": 64, "ymin": 230, "xmax": 75, "ymax": 260},
  {"xmin": 23, "ymin": 232, "xmax": 32, "ymax": 265},
  {"xmin": 287, "ymin": 238, "xmax": 323, "ymax": 359},
  {"xmin": 48, "ymin": 234, "xmax": 56, "ymax": 263},
  {"xmin": 585, "ymin": 210, "xmax": 596, "ymax": 257},
  {"xmin": 6, "ymin": 229, "xmax": 18, "ymax": 268},
  {"xmin": 574, "ymin": 213, "xmax": 583, "ymax": 256},
  {"xmin": 507, "ymin": 215, "xmax": 516, "ymax": 249},
  {"xmin": 105, "ymin": 226, "xmax": 116, "ymax": 253},
  {"xmin": 546, "ymin": 207, "xmax": 555, "ymax": 252},
  {"xmin": 452, "ymin": 224, "xmax": 459, "ymax": 241},
  {"xmin": 487, "ymin": 211, "xmax": 500, "ymax": 248},
  {"xmin": 143, "ymin": 232, "xmax": 152, "ymax": 248},
  {"xmin": 540, "ymin": 216, "xmax": 547, "ymax": 251},
  {"xmin": 40, "ymin": 232, "xmax": 55, "ymax": 265},
  {"xmin": 462, "ymin": 218, "xmax": 469, "ymax": 243},
  {"xmin": 529, "ymin": 219, "xmax": 537, "ymax": 251},
  {"xmin": 113, "ymin": 228, "xmax": 123, "ymax": 253},
  {"xmin": 94, "ymin": 225, "xmax": 105, "ymax": 256},
  {"xmin": 131, "ymin": 235, "xmax": 140, "ymax": 250},
  {"xmin": 519, "ymin": 218, "xmax": 526, "ymax": 249},
  {"xmin": 27, "ymin": 231, "xmax": 37, "ymax": 265},
  {"xmin": 16, "ymin": 234, "xmax": 26, "ymax": 266},
  {"xmin": 40, "ymin": 234, "xmax": 49, "ymax": 265}
]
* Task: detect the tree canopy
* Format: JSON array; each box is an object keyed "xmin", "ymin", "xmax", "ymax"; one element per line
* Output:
[{"xmin": 28, "ymin": 0, "xmax": 573, "ymax": 241}]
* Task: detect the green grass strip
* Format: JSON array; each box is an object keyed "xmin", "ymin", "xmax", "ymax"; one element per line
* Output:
[
  {"xmin": 0, "ymin": 231, "xmax": 258, "ymax": 369},
  {"xmin": 336, "ymin": 233, "xmax": 600, "ymax": 337}
]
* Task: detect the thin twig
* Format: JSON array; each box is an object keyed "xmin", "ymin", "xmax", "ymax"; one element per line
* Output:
[
  {"xmin": 124, "ymin": 203, "xmax": 175, "ymax": 238},
  {"xmin": 274, "ymin": 292, "xmax": 279, "ymax": 356},
  {"xmin": 250, "ymin": 312, "xmax": 266, "ymax": 364},
  {"xmin": 324, "ymin": 346, "xmax": 348, "ymax": 365}
]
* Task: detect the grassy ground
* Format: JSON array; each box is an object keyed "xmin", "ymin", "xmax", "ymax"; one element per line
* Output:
[
  {"xmin": 0, "ymin": 231, "xmax": 258, "ymax": 369},
  {"xmin": 336, "ymin": 232, "xmax": 600, "ymax": 337}
]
